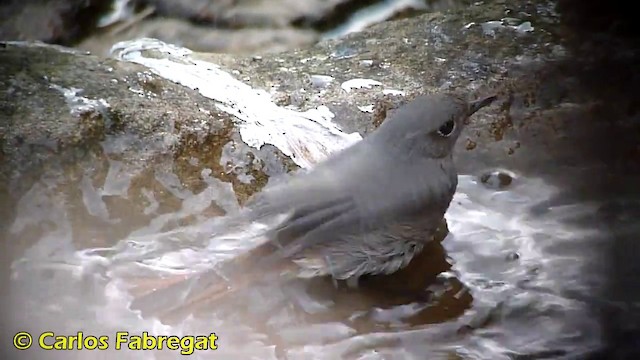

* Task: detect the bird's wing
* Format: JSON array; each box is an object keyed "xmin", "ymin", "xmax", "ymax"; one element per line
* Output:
[{"xmin": 244, "ymin": 149, "xmax": 450, "ymax": 269}]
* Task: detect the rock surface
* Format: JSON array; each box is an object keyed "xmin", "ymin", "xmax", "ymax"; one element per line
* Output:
[
  {"xmin": 4, "ymin": 0, "xmax": 639, "ymax": 244},
  {"xmin": 145, "ymin": 0, "xmax": 352, "ymax": 27},
  {"xmin": 0, "ymin": 0, "xmax": 439, "ymax": 56},
  {"xmin": 77, "ymin": 18, "xmax": 321, "ymax": 56},
  {"xmin": 0, "ymin": 0, "xmax": 109, "ymax": 43}
]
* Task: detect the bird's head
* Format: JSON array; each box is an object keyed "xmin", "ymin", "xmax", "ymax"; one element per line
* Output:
[{"xmin": 372, "ymin": 93, "xmax": 497, "ymax": 159}]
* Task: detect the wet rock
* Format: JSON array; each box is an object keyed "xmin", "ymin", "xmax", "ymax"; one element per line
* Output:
[
  {"xmin": 77, "ymin": 18, "xmax": 320, "ymax": 57},
  {"xmin": 479, "ymin": 169, "xmax": 516, "ymax": 190},
  {"xmin": 0, "ymin": 42, "xmax": 295, "ymax": 253},
  {"xmin": 0, "ymin": 0, "xmax": 449, "ymax": 57},
  {"xmin": 144, "ymin": 0, "xmax": 352, "ymax": 28},
  {"xmin": 0, "ymin": 0, "xmax": 110, "ymax": 44},
  {"xmin": 78, "ymin": 0, "xmax": 437, "ymax": 56}
]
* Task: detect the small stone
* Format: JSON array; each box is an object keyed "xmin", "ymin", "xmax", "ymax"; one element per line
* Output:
[
  {"xmin": 505, "ymin": 252, "xmax": 520, "ymax": 261},
  {"xmin": 479, "ymin": 169, "xmax": 516, "ymax": 190},
  {"xmin": 309, "ymin": 75, "xmax": 334, "ymax": 89},
  {"xmin": 359, "ymin": 60, "xmax": 374, "ymax": 67},
  {"xmin": 465, "ymin": 138, "xmax": 477, "ymax": 150}
]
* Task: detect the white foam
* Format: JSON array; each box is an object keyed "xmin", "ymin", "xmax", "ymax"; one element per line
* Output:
[
  {"xmin": 50, "ymin": 83, "xmax": 111, "ymax": 117},
  {"xmin": 341, "ymin": 78, "xmax": 382, "ymax": 92}
]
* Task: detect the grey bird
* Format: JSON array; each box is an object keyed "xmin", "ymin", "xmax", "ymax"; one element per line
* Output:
[{"xmin": 129, "ymin": 92, "xmax": 496, "ymax": 316}]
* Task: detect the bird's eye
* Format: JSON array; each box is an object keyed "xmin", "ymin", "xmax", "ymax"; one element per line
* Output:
[{"xmin": 436, "ymin": 119, "xmax": 455, "ymax": 137}]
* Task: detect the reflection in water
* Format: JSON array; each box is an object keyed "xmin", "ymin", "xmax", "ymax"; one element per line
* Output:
[{"xmin": 7, "ymin": 155, "xmax": 605, "ymax": 359}]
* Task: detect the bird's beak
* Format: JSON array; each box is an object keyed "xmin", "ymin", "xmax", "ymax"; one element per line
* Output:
[{"xmin": 468, "ymin": 95, "xmax": 498, "ymax": 116}]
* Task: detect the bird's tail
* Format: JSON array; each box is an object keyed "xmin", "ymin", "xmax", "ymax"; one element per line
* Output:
[
  {"xmin": 121, "ymin": 205, "xmax": 284, "ymax": 318},
  {"xmin": 125, "ymin": 233, "xmax": 290, "ymax": 321},
  {"xmin": 126, "ymin": 269, "xmax": 232, "ymax": 320}
]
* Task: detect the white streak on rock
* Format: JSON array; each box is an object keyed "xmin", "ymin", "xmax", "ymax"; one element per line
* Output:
[
  {"xmin": 358, "ymin": 105, "xmax": 374, "ymax": 113},
  {"xmin": 50, "ymin": 84, "xmax": 111, "ymax": 117},
  {"xmin": 110, "ymin": 38, "xmax": 362, "ymax": 169},
  {"xmin": 383, "ymin": 89, "xmax": 405, "ymax": 96},
  {"xmin": 340, "ymin": 78, "xmax": 383, "ymax": 93}
]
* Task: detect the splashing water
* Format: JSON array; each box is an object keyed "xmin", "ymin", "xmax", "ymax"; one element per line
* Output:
[{"xmin": 8, "ymin": 162, "xmax": 605, "ymax": 359}]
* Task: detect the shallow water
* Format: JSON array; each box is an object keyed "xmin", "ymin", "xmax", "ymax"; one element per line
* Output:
[{"xmin": 7, "ymin": 161, "xmax": 608, "ymax": 359}]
